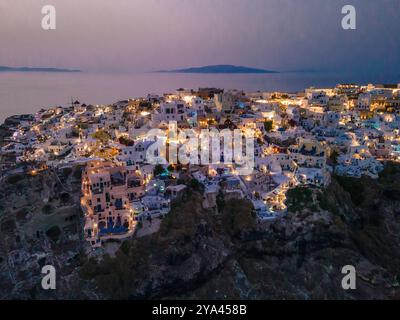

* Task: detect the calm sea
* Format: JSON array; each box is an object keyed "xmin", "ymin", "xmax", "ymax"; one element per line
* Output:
[{"xmin": 0, "ymin": 71, "xmax": 399, "ymax": 123}]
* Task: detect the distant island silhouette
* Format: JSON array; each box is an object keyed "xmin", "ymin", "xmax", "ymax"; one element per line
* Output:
[
  {"xmin": 0, "ymin": 66, "xmax": 80, "ymax": 73},
  {"xmin": 158, "ymin": 64, "xmax": 278, "ymax": 74}
]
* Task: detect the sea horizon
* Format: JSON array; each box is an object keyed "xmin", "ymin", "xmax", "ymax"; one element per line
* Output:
[{"xmin": 1, "ymin": 70, "xmax": 399, "ymax": 124}]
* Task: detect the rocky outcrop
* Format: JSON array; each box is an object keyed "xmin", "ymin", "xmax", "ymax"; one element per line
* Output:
[{"xmin": 0, "ymin": 166, "xmax": 91, "ymax": 299}]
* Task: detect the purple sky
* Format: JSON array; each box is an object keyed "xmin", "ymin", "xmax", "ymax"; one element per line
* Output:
[{"xmin": 0, "ymin": 0, "xmax": 399, "ymax": 73}]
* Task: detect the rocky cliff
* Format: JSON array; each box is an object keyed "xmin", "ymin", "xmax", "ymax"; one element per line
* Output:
[{"xmin": 1, "ymin": 163, "xmax": 400, "ymax": 299}]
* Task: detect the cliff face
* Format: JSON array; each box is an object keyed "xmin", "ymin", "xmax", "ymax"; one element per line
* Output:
[
  {"xmin": 1, "ymin": 163, "xmax": 400, "ymax": 299},
  {"xmin": 80, "ymin": 163, "xmax": 400, "ymax": 300},
  {"xmin": 0, "ymin": 166, "xmax": 91, "ymax": 299}
]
